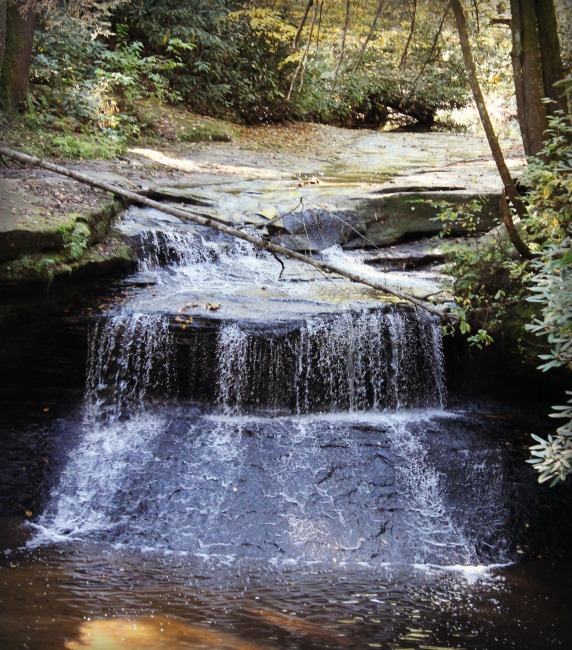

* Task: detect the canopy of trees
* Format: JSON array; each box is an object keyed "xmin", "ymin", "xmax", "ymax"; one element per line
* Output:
[
  {"xmin": 0, "ymin": 1, "xmax": 497, "ymax": 127},
  {"xmin": 1, "ymin": 2, "xmax": 568, "ymax": 141}
]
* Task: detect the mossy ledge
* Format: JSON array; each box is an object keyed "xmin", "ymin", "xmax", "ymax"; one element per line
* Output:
[{"xmin": 0, "ymin": 201, "xmax": 136, "ymax": 296}]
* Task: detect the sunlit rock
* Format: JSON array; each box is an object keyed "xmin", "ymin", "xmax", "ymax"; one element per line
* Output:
[{"xmin": 65, "ymin": 616, "xmax": 266, "ymax": 650}]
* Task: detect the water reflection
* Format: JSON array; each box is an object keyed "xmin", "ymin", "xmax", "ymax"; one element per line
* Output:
[
  {"xmin": 65, "ymin": 616, "xmax": 268, "ymax": 650},
  {"xmin": 1, "ymin": 530, "xmax": 571, "ymax": 650}
]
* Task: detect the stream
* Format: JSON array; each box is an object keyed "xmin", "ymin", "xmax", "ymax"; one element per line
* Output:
[{"xmin": 1, "ymin": 133, "xmax": 572, "ymax": 649}]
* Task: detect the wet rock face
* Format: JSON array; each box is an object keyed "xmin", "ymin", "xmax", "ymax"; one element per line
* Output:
[
  {"xmin": 0, "ymin": 130, "xmax": 528, "ymax": 534},
  {"xmin": 266, "ymin": 190, "xmax": 501, "ymax": 251},
  {"xmin": 351, "ymin": 191, "xmax": 501, "ymax": 248},
  {"xmin": 0, "ymin": 413, "xmax": 60, "ymax": 518},
  {"xmin": 168, "ymin": 306, "xmax": 445, "ymax": 414},
  {"xmin": 1, "ymin": 315, "xmax": 570, "ymax": 562},
  {"xmin": 0, "ymin": 130, "xmax": 518, "ymax": 307},
  {"xmin": 0, "ymin": 177, "xmax": 118, "ymax": 262},
  {"xmin": 0, "ymin": 316, "xmax": 88, "ymax": 517},
  {"xmin": 0, "ymin": 192, "xmax": 135, "ymax": 296},
  {"xmin": 136, "ymin": 182, "xmax": 502, "ymax": 253}
]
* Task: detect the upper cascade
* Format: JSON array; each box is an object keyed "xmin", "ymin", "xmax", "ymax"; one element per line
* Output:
[
  {"xmin": 215, "ymin": 308, "xmax": 445, "ymax": 415},
  {"xmin": 84, "ymin": 306, "xmax": 445, "ymax": 420},
  {"xmin": 91, "ymin": 209, "xmax": 447, "ymax": 418}
]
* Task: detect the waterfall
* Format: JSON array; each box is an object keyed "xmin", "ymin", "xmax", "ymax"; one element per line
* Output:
[
  {"xmin": 38, "ymin": 312, "xmax": 175, "ymax": 539},
  {"xmin": 38, "ymin": 409, "xmax": 510, "ymax": 565},
  {"xmin": 85, "ymin": 312, "xmax": 175, "ymax": 422},
  {"xmin": 216, "ymin": 309, "xmax": 445, "ymax": 415},
  {"xmin": 137, "ymin": 229, "xmax": 218, "ymax": 272},
  {"xmin": 36, "ymin": 301, "xmax": 508, "ymax": 567},
  {"xmin": 35, "ymin": 214, "xmax": 514, "ymax": 568}
]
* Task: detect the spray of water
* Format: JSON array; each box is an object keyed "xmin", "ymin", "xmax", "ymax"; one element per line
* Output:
[{"xmin": 34, "ymin": 215, "xmax": 511, "ymax": 568}]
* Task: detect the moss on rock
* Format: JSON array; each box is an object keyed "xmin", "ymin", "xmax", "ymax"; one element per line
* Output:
[{"xmin": 0, "ymin": 199, "xmax": 134, "ymax": 295}]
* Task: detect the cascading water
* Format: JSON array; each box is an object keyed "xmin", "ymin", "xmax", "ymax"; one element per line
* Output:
[
  {"xmin": 85, "ymin": 312, "xmax": 175, "ymax": 421},
  {"xmin": 35, "ymin": 212, "xmax": 514, "ymax": 568},
  {"xmin": 215, "ymin": 309, "xmax": 445, "ymax": 414}
]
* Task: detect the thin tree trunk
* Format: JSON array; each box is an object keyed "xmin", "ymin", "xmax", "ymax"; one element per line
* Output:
[
  {"xmin": 0, "ymin": 145, "xmax": 447, "ymax": 318},
  {"xmin": 498, "ymin": 192, "xmax": 532, "ymax": 260},
  {"xmin": 399, "ymin": 0, "xmax": 417, "ymax": 69},
  {"xmin": 451, "ymin": 0, "xmax": 532, "ymax": 260},
  {"xmin": 0, "ymin": 0, "xmax": 36, "ymax": 109},
  {"xmin": 297, "ymin": 0, "xmax": 319, "ymax": 94},
  {"xmin": 0, "ymin": 0, "xmax": 7, "ymax": 74},
  {"xmin": 287, "ymin": 0, "xmax": 318, "ymax": 100},
  {"xmin": 353, "ymin": 0, "xmax": 387, "ymax": 72},
  {"xmin": 293, "ymin": 0, "xmax": 313, "ymax": 50},
  {"xmin": 471, "ymin": 0, "xmax": 480, "ymax": 31},
  {"xmin": 410, "ymin": 0, "xmax": 452, "ymax": 93},
  {"xmin": 315, "ymin": 0, "xmax": 324, "ymax": 50},
  {"xmin": 331, "ymin": 0, "xmax": 351, "ymax": 94}
]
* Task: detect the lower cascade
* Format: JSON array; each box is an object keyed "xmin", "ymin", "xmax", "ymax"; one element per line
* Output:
[{"xmin": 37, "ymin": 292, "xmax": 510, "ymax": 567}]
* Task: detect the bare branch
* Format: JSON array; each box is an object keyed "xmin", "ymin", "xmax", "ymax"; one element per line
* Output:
[
  {"xmin": 331, "ymin": 0, "xmax": 351, "ymax": 94},
  {"xmin": 287, "ymin": 0, "xmax": 319, "ymax": 100},
  {"xmin": 399, "ymin": 0, "xmax": 417, "ymax": 69},
  {"xmin": 353, "ymin": 0, "xmax": 388, "ymax": 73},
  {"xmin": 293, "ymin": 0, "xmax": 314, "ymax": 50},
  {"xmin": 297, "ymin": 0, "xmax": 319, "ymax": 95},
  {"xmin": 409, "ymin": 0, "xmax": 452, "ymax": 93}
]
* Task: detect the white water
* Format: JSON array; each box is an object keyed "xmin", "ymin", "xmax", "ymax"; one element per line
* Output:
[
  {"xmin": 215, "ymin": 308, "xmax": 445, "ymax": 414},
  {"xmin": 85, "ymin": 312, "xmax": 175, "ymax": 422},
  {"xmin": 7, "ymin": 140, "xmax": 570, "ymax": 650},
  {"xmin": 34, "ymin": 213, "xmax": 512, "ymax": 569}
]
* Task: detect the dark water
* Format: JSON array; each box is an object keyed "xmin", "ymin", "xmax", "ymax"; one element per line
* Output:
[
  {"xmin": 2, "ymin": 395, "xmax": 570, "ymax": 649},
  {"xmin": 35, "ymin": 408, "xmax": 510, "ymax": 566},
  {"xmin": 1, "ymin": 525, "xmax": 571, "ymax": 650}
]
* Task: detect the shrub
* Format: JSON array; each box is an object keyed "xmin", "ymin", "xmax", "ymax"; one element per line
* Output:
[{"xmin": 523, "ymin": 79, "xmax": 572, "ymax": 485}]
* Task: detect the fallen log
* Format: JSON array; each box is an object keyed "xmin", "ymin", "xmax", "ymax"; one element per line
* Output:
[{"xmin": 0, "ymin": 145, "xmax": 449, "ymax": 318}]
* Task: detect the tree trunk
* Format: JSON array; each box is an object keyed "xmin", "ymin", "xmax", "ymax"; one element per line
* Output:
[
  {"xmin": 287, "ymin": 0, "xmax": 318, "ymax": 100},
  {"xmin": 331, "ymin": 0, "xmax": 351, "ymax": 93},
  {"xmin": 451, "ymin": 0, "xmax": 532, "ymax": 260},
  {"xmin": 0, "ymin": 0, "xmax": 36, "ymax": 110},
  {"xmin": 534, "ymin": 0, "xmax": 567, "ymax": 115},
  {"xmin": 410, "ymin": 0, "xmax": 451, "ymax": 93},
  {"xmin": 293, "ymin": 0, "xmax": 314, "ymax": 50},
  {"xmin": 399, "ymin": 0, "xmax": 417, "ymax": 69},
  {"xmin": 510, "ymin": 0, "xmax": 547, "ymax": 156},
  {"xmin": 353, "ymin": 0, "xmax": 388, "ymax": 72},
  {"xmin": 0, "ymin": 1, "xmax": 7, "ymax": 75}
]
